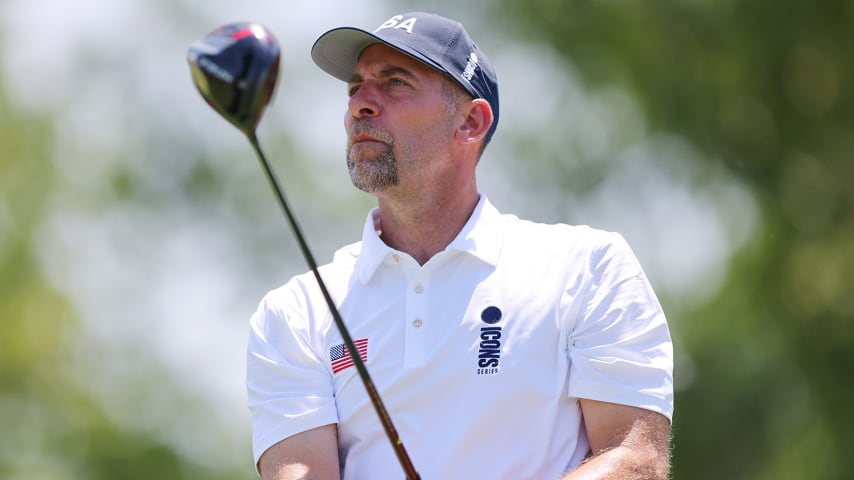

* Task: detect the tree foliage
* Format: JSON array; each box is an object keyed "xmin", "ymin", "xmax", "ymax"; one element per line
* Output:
[{"xmin": 0, "ymin": 80, "xmax": 250, "ymax": 479}]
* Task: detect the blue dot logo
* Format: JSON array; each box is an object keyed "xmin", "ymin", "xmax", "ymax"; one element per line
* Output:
[{"xmin": 481, "ymin": 306, "xmax": 502, "ymax": 324}]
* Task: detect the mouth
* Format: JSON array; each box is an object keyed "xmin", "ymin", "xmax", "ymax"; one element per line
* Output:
[
  {"xmin": 349, "ymin": 133, "xmax": 386, "ymax": 147},
  {"xmin": 348, "ymin": 121, "xmax": 393, "ymax": 149},
  {"xmin": 347, "ymin": 134, "xmax": 391, "ymax": 162}
]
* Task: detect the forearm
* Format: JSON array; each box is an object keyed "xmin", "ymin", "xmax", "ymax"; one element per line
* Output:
[
  {"xmin": 258, "ymin": 424, "xmax": 341, "ymax": 480},
  {"xmin": 561, "ymin": 445, "xmax": 670, "ymax": 480}
]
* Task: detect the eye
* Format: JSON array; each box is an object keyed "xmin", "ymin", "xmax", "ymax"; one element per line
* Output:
[
  {"xmin": 389, "ymin": 77, "xmax": 409, "ymax": 88},
  {"xmin": 347, "ymin": 84, "xmax": 360, "ymax": 97}
]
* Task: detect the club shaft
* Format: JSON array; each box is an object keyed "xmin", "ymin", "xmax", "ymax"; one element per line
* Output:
[{"xmin": 247, "ymin": 133, "xmax": 420, "ymax": 480}]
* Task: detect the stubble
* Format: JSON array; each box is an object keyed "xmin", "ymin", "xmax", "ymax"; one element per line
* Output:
[{"xmin": 346, "ymin": 121, "xmax": 399, "ymax": 193}]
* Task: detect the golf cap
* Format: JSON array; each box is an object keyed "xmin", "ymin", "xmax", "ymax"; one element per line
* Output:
[{"xmin": 311, "ymin": 12, "xmax": 499, "ymax": 144}]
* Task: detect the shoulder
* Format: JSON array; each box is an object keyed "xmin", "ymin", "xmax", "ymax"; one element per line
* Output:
[
  {"xmin": 502, "ymin": 213, "xmax": 625, "ymax": 258},
  {"xmin": 495, "ymin": 212, "xmax": 654, "ymax": 294},
  {"xmin": 260, "ymin": 240, "xmax": 363, "ymax": 312}
]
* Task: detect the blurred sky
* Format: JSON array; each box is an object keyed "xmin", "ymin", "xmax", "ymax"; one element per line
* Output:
[{"xmin": 1, "ymin": 0, "xmax": 757, "ymax": 470}]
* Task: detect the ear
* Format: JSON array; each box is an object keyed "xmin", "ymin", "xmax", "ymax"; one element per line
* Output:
[{"xmin": 454, "ymin": 98, "xmax": 493, "ymax": 147}]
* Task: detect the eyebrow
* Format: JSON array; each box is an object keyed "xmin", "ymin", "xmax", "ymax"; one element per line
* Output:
[{"xmin": 348, "ymin": 66, "xmax": 419, "ymax": 85}]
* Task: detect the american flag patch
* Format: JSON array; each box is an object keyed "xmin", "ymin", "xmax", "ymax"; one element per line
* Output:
[{"xmin": 330, "ymin": 338, "xmax": 368, "ymax": 374}]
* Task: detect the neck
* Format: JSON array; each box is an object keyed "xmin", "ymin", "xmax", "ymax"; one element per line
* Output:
[{"xmin": 375, "ymin": 186, "xmax": 479, "ymax": 265}]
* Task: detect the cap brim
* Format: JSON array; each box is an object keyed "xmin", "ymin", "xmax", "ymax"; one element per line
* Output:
[
  {"xmin": 311, "ymin": 28, "xmax": 379, "ymax": 82},
  {"xmin": 311, "ymin": 27, "xmax": 450, "ymax": 84}
]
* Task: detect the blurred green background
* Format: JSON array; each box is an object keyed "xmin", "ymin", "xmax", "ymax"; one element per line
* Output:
[{"xmin": 1, "ymin": 0, "xmax": 851, "ymax": 479}]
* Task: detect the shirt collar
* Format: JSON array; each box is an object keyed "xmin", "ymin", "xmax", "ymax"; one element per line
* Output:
[
  {"xmin": 355, "ymin": 195, "xmax": 505, "ymax": 284},
  {"xmin": 355, "ymin": 207, "xmax": 388, "ymax": 284}
]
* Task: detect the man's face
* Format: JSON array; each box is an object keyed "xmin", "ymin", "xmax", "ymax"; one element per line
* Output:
[{"xmin": 344, "ymin": 44, "xmax": 459, "ymax": 194}]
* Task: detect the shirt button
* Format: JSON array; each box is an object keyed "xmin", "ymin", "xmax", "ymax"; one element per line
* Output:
[
  {"xmin": 412, "ymin": 319, "xmax": 423, "ymax": 327},
  {"xmin": 414, "ymin": 284, "xmax": 424, "ymax": 294},
  {"xmin": 392, "ymin": 254, "xmax": 400, "ymax": 262}
]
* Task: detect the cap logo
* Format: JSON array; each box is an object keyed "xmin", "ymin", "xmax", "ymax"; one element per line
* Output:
[
  {"xmin": 462, "ymin": 52, "xmax": 479, "ymax": 82},
  {"xmin": 374, "ymin": 14, "xmax": 417, "ymax": 34}
]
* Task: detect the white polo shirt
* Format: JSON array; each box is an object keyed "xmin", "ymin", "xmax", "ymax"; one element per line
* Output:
[{"xmin": 247, "ymin": 195, "xmax": 673, "ymax": 479}]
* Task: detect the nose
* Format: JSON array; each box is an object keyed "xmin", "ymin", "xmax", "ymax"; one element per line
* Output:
[{"xmin": 347, "ymin": 81, "xmax": 380, "ymax": 119}]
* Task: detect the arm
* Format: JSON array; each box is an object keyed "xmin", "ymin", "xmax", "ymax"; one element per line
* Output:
[
  {"xmin": 248, "ymin": 289, "xmax": 342, "ymax": 479},
  {"xmin": 258, "ymin": 424, "xmax": 341, "ymax": 480},
  {"xmin": 563, "ymin": 233, "xmax": 674, "ymax": 478},
  {"xmin": 562, "ymin": 399, "xmax": 671, "ymax": 480}
]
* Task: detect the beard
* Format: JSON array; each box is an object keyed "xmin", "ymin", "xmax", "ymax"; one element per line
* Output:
[{"xmin": 346, "ymin": 122, "xmax": 399, "ymax": 193}]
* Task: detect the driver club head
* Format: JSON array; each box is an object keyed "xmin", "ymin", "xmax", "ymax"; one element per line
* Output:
[{"xmin": 187, "ymin": 22, "xmax": 280, "ymax": 136}]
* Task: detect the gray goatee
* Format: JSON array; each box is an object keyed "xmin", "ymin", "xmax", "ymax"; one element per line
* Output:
[{"xmin": 346, "ymin": 122, "xmax": 398, "ymax": 193}]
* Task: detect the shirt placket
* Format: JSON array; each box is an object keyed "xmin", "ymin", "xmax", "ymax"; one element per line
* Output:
[{"xmin": 402, "ymin": 262, "xmax": 431, "ymax": 367}]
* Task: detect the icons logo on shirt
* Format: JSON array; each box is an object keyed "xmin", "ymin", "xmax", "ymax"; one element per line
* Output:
[
  {"xmin": 477, "ymin": 306, "xmax": 502, "ymax": 375},
  {"xmin": 330, "ymin": 338, "xmax": 368, "ymax": 374}
]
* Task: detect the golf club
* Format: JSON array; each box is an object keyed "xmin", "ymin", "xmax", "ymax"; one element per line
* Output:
[{"xmin": 187, "ymin": 22, "xmax": 420, "ymax": 480}]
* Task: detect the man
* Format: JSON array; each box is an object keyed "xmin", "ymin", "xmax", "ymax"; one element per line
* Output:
[{"xmin": 247, "ymin": 11, "xmax": 674, "ymax": 480}]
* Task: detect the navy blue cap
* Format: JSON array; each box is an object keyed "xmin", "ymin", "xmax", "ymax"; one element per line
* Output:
[{"xmin": 311, "ymin": 12, "xmax": 499, "ymax": 144}]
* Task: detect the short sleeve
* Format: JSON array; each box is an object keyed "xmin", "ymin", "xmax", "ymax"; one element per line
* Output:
[
  {"xmin": 567, "ymin": 233, "xmax": 674, "ymax": 420},
  {"xmin": 246, "ymin": 284, "xmax": 340, "ymax": 465}
]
